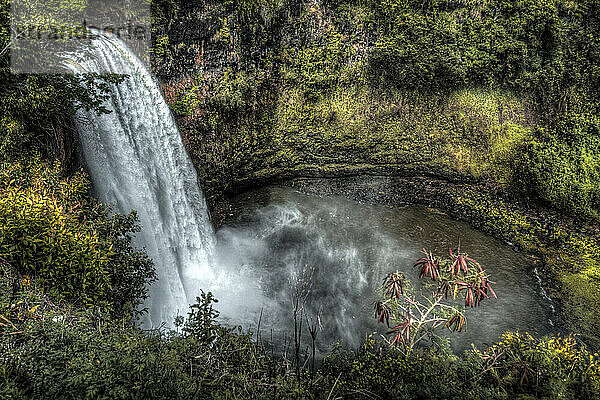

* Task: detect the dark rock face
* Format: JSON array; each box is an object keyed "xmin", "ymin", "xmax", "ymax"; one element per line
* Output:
[
  {"xmin": 153, "ymin": 2, "xmax": 238, "ymax": 83},
  {"xmin": 153, "ymin": 1, "xmax": 310, "ymax": 85}
]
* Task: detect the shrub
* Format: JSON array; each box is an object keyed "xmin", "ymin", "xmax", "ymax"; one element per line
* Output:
[
  {"xmin": 375, "ymin": 248, "xmax": 497, "ymax": 350},
  {"xmin": 0, "ymin": 290, "xmax": 286, "ymax": 400},
  {"xmin": 513, "ymin": 116, "xmax": 600, "ymax": 219},
  {"xmin": 472, "ymin": 332, "xmax": 600, "ymax": 400},
  {"xmin": 0, "ymin": 158, "xmax": 155, "ymax": 315}
]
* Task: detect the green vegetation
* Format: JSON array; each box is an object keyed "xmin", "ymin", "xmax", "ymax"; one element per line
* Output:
[
  {"xmin": 0, "ymin": 0, "xmax": 600, "ymax": 398},
  {"xmin": 2, "ymin": 275, "xmax": 599, "ymax": 399},
  {"xmin": 453, "ymin": 188, "xmax": 600, "ymax": 348},
  {"xmin": 161, "ymin": 0, "xmax": 600, "ymax": 219},
  {"xmin": 0, "ymin": 158, "xmax": 155, "ymax": 316}
]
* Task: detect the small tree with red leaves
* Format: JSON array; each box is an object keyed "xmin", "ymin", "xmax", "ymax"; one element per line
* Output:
[{"xmin": 374, "ymin": 246, "xmax": 497, "ymax": 351}]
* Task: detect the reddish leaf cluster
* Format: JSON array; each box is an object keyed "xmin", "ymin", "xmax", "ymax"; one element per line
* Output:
[
  {"xmin": 374, "ymin": 301, "xmax": 391, "ymax": 327},
  {"xmin": 444, "ymin": 312, "xmax": 467, "ymax": 332},
  {"xmin": 455, "ymin": 274, "xmax": 497, "ymax": 307},
  {"xmin": 442, "ymin": 247, "xmax": 497, "ymax": 307},
  {"xmin": 414, "ymin": 249, "xmax": 438, "ymax": 280},
  {"xmin": 449, "ymin": 247, "xmax": 484, "ymax": 275},
  {"xmin": 388, "ymin": 315, "xmax": 412, "ymax": 348},
  {"xmin": 375, "ymin": 246, "xmax": 499, "ymax": 349},
  {"xmin": 383, "ymin": 272, "xmax": 405, "ymax": 299}
]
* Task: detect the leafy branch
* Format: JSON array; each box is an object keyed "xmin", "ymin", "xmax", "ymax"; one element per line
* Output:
[{"xmin": 375, "ymin": 246, "xmax": 498, "ymax": 351}]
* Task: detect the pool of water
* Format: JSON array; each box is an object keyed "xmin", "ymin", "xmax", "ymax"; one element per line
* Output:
[{"xmin": 210, "ymin": 186, "xmax": 557, "ymax": 354}]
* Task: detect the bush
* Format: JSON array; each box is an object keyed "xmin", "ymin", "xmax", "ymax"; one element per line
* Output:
[
  {"xmin": 0, "ymin": 290, "xmax": 286, "ymax": 400},
  {"xmin": 513, "ymin": 116, "xmax": 600, "ymax": 219},
  {"xmin": 321, "ymin": 332, "xmax": 600, "ymax": 399},
  {"xmin": 1, "ymin": 282, "xmax": 598, "ymax": 400},
  {"xmin": 474, "ymin": 332, "xmax": 600, "ymax": 400},
  {"xmin": 0, "ymin": 158, "xmax": 155, "ymax": 315}
]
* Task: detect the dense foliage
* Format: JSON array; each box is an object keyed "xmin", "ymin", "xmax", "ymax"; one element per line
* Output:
[
  {"xmin": 159, "ymin": 0, "xmax": 600, "ymax": 219},
  {"xmin": 367, "ymin": 0, "xmax": 600, "ymax": 217},
  {"xmin": 1, "ymin": 277, "xmax": 599, "ymax": 399},
  {"xmin": 0, "ymin": 158, "xmax": 155, "ymax": 316}
]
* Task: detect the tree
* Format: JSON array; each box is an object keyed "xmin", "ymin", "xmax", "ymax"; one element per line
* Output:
[{"xmin": 0, "ymin": 0, "xmax": 126, "ymax": 163}]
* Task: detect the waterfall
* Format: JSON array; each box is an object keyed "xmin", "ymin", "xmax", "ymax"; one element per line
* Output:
[
  {"xmin": 61, "ymin": 33, "xmax": 557, "ymax": 351},
  {"xmin": 65, "ymin": 32, "xmax": 216, "ymax": 327}
]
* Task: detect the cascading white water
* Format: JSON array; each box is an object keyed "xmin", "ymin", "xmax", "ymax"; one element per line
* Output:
[{"xmin": 65, "ymin": 32, "xmax": 216, "ymax": 326}]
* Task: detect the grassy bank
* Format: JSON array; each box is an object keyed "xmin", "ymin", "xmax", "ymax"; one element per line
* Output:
[
  {"xmin": 173, "ymin": 84, "xmax": 535, "ymax": 202},
  {"xmin": 453, "ymin": 189, "xmax": 600, "ymax": 348}
]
